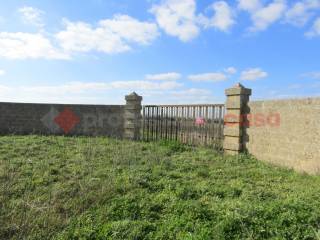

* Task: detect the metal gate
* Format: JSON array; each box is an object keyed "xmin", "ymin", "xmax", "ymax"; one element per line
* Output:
[{"xmin": 142, "ymin": 104, "xmax": 225, "ymax": 148}]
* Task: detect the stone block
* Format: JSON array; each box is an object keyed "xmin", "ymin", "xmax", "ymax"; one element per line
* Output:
[
  {"xmin": 225, "ymin": 83, "xmax": 252, "ymax": 96},
  {"xmin": 224, "ymin": 125, "xmax": 242, "ymax": 137},
  {"xmin": 223, "ymin": 136, "xmax": 242, "ymax": 151},
  {"xmin": 226, "ymin": 96, "xmax": 242, "ymax": 109}
]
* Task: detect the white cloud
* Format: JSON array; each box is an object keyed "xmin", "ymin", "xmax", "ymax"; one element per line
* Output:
[
  {"xmin": 301, "ymin": 71, "xmax": 320, "ymax": 79},
  {"xmin": 22, "ymin": 82, "xmax": 110, "ymax": 95},
  {"xmin": 285, "ymin": 0, "xmax": 320, "ymax": 26},
  {"xmin": 288, "ymin": 83, "xmax": 303, "ymax": 89},
  {"xmin": 144, "ymin": 88, "xmax": 215, "ymax": 104},
  {"xmin": 18, "ymin": 6, "xmax": 45, "ymax": 28},
  {"xmin": 56, "ymin": 15, "xmax": 159, "ymax": 54},
  {"xmin": 0, "ymin": 32, "xmax": 69, "ymax": 60},
  {"xmin": 240, "ymin": 68, "xmax": 268, "ymax": 80},
  {"xmin": 170, "ymin": 88, "xmax": 210, "ymax": 96},
  {"xmin": 151, "ymin": 0, "xmax": 235, "ymax": 41},
  {"xmin": 21, "ymin": 80, "xmax": 181, "ymax": 94},
  {"xmin": 99, "ymin": 15, "xmax": 159, "ymax": 44},
  {"xmin": 150, "ymin": 0, "xmax": 200, "ymax": 42},
  {"xmin": 238, "ymin": 0, "xmax": 261, "ymax": 12},
  {"xmin": 238, "ymin": 0, "xmax": 287, "ymax": 32},
  {"xmin": 110, "ymin": 80, "xmax": 182, "ymax": 90},
  {"xmin": 0, "ymin": 69, "xmax": 5, "ymax": 76},
  {"xmin": 0, "ymin": 85, "xmax": 11, "ymax": 95},
  {"xmin": 238, "ymin": 0, "xmax": 320, "ymax": 32},
  {"xmin": 188, "ymin": 72, "xmax": 228, "ymax": 82},
  {"xmin": 305, "ymin": 17, "xmax": 320, "ymax": 37},
  {"xmin": 200, "ymin": 1, "xmax": 235, "ymax": 31},
  {"xmin": 224, "ymin": 67, "xmax": 237, "ymax": 74},
  {"xmin": 250, "ymin": 0, "xmax": 287, "ymax": 32},
  {"xmin": 0, "ymin": 79, "xmax": 183, "ymax": 104},
  {"xmin": 145, "ymin": 72, "xmax": 181, "ymax": 81},
  {"xmin": 169, "ymin": 88, "xmax": 213, "ymax": 102},
  {"xmin": 0, "ymin": 14, "xmax": 159, "ymax": 60}
]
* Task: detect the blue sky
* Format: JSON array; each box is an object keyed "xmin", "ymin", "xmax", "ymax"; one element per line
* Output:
[{"xmin": 0, "ymin": 0, "xmax": 319, "ymax": 104}]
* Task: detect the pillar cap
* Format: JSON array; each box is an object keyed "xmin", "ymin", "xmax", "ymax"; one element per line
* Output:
[
  {"xmin": 125, "ymin": 92, "xmax": 142, "ymax": 101},
  {"xmin": 225, "ymin": 83, "xmax": 252, "ymax": 96}
]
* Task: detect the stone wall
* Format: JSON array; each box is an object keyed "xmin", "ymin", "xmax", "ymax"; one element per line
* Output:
[
  {"xmin": 0, "ymin": 103, "xmax": 124, "ymax": 137},
  {"xmin": 246, "ymin": 98, "xmax": 320, "ymax": 174},
  {"xmin": 0, "ymin": 93, "xmax": 143, "ymax": 138}
]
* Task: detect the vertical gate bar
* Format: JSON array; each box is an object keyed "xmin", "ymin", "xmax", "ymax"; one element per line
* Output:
[
  {"xmin": 160, "ymin": 107, "xmax": 163, "ymax": 139},
  {"xmin": 178, "ymin": 106, "xmax": 180, "ymax": 141},
  {"xmin": 200, "ymin": 106, "xmax": 204, "ymax": 145},
  {"xmin": 150, "ymin": 106, "xmax": 153, "ymax": 141},
  {"xmin": 180, "ymin": 106, "xmax": 183, "ymax": 142},
  {"xmin": 145, "ymin": 107, "xmax": 147, "ymax": 141},
  {"xmin": 189, "ymin": 106, "xmax": 192, "ymax": 145},
  {"xmin": 214, "ymin": 106, "xmax": 218, "ymax": 147},
  {"xmin": 219, "ymin": 106, "xmax": 223, "ymax": 147},
  {"xmin": 215, "ymin": 106, "xmax": 218, "ymax": 142},
  {"xmin": 168, "ymin": 106, "xmax": 170, "ymax": 140},
  {"xmin": 199, "ymin": 106, "xmax": 202, "ymax": 145},
  {"xmin": 195, "ymin": 106, "xmax": 198, "ymax": 145},
  {"xmin": 199, "ymin": 106, "xmax": 203, "ymax": 145},
  {"xmin": 202, "ymin": 106, "xmax": 205, "ymax": 145},
  {"xmin": 182, "ymin": 106, "xmax": 185, "ymax": 143},
  {"xmin": 175, "ymin": 106, "xmax": 178, "ymax": 142},
  {"xmin": 158, "ymin": 106, "xmax": 161, "ymax": 140},
  {"xmin": 165, "ymin": 107, "xmax": 168, "ymax": 140},
  {"xmin": 201, "ymin": 106, "xmax": 205, "ymax": 145},
  {"xmin": 210, "ymin": 106, "xmax": 212, "ymax": 145},
  {"xmin": 180, "ymin": 107, "xmax": 182, "ymax": 142},
  {"xmin": 210, "ymin": 106, "xmax": 213, "ymax": 146},
  {"xmin": 197, "ymin": 106, "xmax": 199, "ymax": 144},
  {"xmin": 151, "ymin": 106, "xmax": 155, "ymax": 141},
  {"xmin": 186, "ymin": 106, "xmax": 190, "ymax": 145},
  {"xmin": 175, "ymin": 107, "xmax": 178, "ymax": 141},
  {"xmin": 169, "ymin": 106, "xmax": 172, "ymax": 141},
  {"xmin": 192, "ymin": 106, "xmax": 196, "ymax": 145},
  {"xmin": 158, "ymin": 106, "xmax": 160, "ymax": 140},
  {"xmin": 142, "ymin": 106, "xmax": 145, "ymax": 141},
  {"xmin": 155, "ymin": 106, "xmax": 158, "ymax": 140},
  {"xmin": 146, "ymin": 107, "xmax": 149, "ymax": 141},
  {"xmin": 172, "ymin": 106, "xmax": 175, "ymax": 141},
  {"xmin": 156, "ymin": 106, "xmax": 158, "ymax": 141},
  {"xmin": 205, "ymin": 106, "xmax": 208, "ymax": 146},
  {"xmin": 211, "ymin": 106, "xmax": 216, "ymax": 145},
  {"xmin": 154, "ymin": 106, "xmax": 156, "ymax": 141}
]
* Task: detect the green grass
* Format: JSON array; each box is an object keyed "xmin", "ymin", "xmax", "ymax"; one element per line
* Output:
[{"xmin": 1, "ymin": 136, "xmax": 320, "ymax": 239}]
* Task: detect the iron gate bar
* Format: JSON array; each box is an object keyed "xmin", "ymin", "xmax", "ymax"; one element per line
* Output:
[{"xmin": 142, "ymin": 104, "xmax": 225, "ymax": 148}]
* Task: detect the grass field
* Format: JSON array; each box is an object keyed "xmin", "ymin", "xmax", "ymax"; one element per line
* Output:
[{"xmin": 1, "ymin": 136, "xmax": 320, "ymax": 239}]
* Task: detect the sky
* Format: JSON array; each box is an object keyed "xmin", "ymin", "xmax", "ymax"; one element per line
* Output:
[{"xmin": 0, "ymin": 0, "xmax": 319, "ymax": 105}]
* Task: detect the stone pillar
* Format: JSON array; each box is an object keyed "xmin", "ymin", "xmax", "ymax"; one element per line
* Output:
[
  {"xmin": 124, "ymin": 92, "xmax": 143, "ymax": 140},
  {"xmin": 223, "ymin": 83, "xmax": 251, "ymax": 155}
]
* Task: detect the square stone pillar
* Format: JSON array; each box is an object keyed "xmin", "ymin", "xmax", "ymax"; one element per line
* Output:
[
  {"xmin": 224, "ymin": 83, "xmax": 251, "ymax": 155},
  {"xmin": 124, "ymin": 92, "xmax": 143, "ymax": 140}
]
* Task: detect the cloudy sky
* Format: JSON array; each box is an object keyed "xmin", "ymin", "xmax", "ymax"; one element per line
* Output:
[{"xmin": 0, "ymin": 0, "xmax": 319, "ymax": 104}]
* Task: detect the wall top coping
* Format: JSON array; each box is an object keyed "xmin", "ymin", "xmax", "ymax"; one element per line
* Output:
[
  {"xmin": 125, "ymin": 92, "xmax": 143, "ymax": 102},
  {"xmin": 225, "ymin": 83, "xmax": 252, "ymax": 96},
  {"xmin": 249, "ymin": 97, "xmax": 320, "ymax": 106},
  {"xmin": 0, "ymin": 102, "xmax": 124, "ymax": 107}
]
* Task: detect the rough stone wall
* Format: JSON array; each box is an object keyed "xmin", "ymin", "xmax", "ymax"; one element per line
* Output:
[
  {"xmin": 0, "ymin": 102, "xmax": 125, "ymax": 137},
  {"xmin": 247, "ymin": 98, "xmax": 320, "ymax": 174}
]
